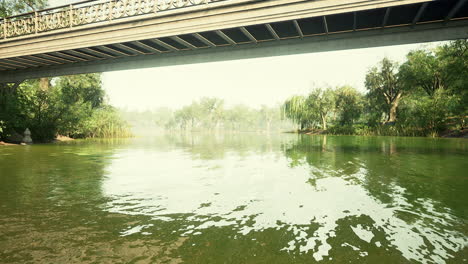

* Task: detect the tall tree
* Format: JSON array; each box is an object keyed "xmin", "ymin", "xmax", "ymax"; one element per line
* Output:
[
  {"xmin": 399, "ymin": 50, "xmax": 448, "ymax": 97},
  {"xmin": 334, "ymin": 86, "xmax": 364, "ymax": 125},
  {"xmin": 199, "ymin": 97, "xmax": 224, "ymax": 130},
  {"xmin": 365, "ymin": 58, "xmax": 404, "ymax": 123},
  {"xmin": 399, "ymin": 40, "xmax": 467, "ymax": 128},
  {"xmin": 305, "ymin": 88, "xmax": 335, "ymax": 130},
  {"xmin": 438, "ymin": 40, "xmax": 468, "ymax": 125},
  {"xmin": 400, "ymin": 40, "xmax": 468, "ymax": 98}
]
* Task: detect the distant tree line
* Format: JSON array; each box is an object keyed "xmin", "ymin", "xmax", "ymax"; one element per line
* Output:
[
  {"xmin": 120, "ymin": 98, "xmax": 292, "ymax": 133},
  {"xmin": 283, "ymin": 40, "xmax": 467, "ymax": 137}
]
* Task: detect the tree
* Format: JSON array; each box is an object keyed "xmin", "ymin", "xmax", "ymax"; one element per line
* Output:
[
  {"xmin": 399, "ymin": 41, "xmax": 468, "ymax": 129},
  {"xmin": 283, "ymin": 95, "xmax": 312, "ymax": 130},
  {"xmin": 0, "ymin": 0, "xmax": 47, "ymax": 17},
  {"xmin": 259, "ymin": 105, "xmax": 280, "ymax": 132},
  {"xmin": 365, "ymin": 58, "xmax": 404, "ymax": 123},
  {"xmin": 54, "ymin": 74, "xmax": 105, "ymax": 137},
  {"xmin": 174, "ymin": 103, "xmax": 201, "ymax": 130},
  {"xmin": 305, "ymin": 88, "xmax": 335, "ymax": 130},
  {"xmin": 224, "ymin": 105, "xmax": 253, "ymax": 131},
  {"xmin": 437, "ymin": 40, "xmax": 468, "ymax": 128},
  {"xmin": 283, "ymin": 88, "xmax": 335, "ymax": 130},
  {"xmin": 400, "ymin": 50, "xmax": 448, "ymax": 97},
  {"xmin": 0, "ymin": 73, "xmax": 131, "ymax": 142},
  {"xmin": 198, "ymin": 97, "xmax": 224, "ymax": 130},
  {"xmin": 334, "ymin": 86, "xmax": 364, "ymax": 125}
]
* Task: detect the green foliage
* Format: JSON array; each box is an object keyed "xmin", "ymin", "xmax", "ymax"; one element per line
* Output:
[
  {"xmin": 282, "ymin": 41, "xmax": 467, "ymax": 137},
  {"xmin": 399, "ymin": 89, "xmax": 459, "ymax": 136},
  {"xmin": 0, "ymin": 120, "xmax": 5, "ymax": 134},
  {"xmin": 365, "ymin": 58, "xmax": 404, "ymax": 123},
  {"xmin": 18, "ymin": 82, "xmax": 62, "ymax": 141},
  {"xmin": 399, "ymin": 49, "xmax": 447, "ymax": 96},
  {"xmin": 283, "ymin": 95, "xmax": 311, "ymax": 130},
  {"xmin": 79, "ymin": 106, "xmax": 132, "ymax": 138},
  {"xmin": 399, "ymin": 40, "xmax": 468, "ymax": 130},
  {"xmin": 55, "ymin": 74, "xmax": 106, "ymax": 137},
  {"xmin": 0, "ymin": 0, "xmax": 47, "ymax": 17},
  {"xmin": 0, "ymin": 79, "xmax": 60, "ymax": 141},
  {"xmin": 334, "ymin": 86, "xmax": 364, "ymax": 125},
  {"xmin": 0, "ymin": 74, "xmax": 131, "ymax": 142},
  {"xmin": 283, "ymin": 88, "xmax": 335, "ymax": 130},
  {"xmin": 437, "ymin": 40, "xmax": 468, "ymax": 124},
  {"xmin": 327, "ymin": 125, "xmax": 356, "ymax": 135},
  {"xmin": 305, "ymin": 88, "xmax": 335, "ymax": 130}
]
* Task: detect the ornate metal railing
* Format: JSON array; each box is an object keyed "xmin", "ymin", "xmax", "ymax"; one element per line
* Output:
[{"xmin": 0, "ymin": 0, "xmax": 226, "ymax": 40}]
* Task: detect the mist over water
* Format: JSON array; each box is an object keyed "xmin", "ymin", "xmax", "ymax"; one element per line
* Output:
[{"xmin": 1, "ymin": 134, "xmax": 467, "ymax": 263}]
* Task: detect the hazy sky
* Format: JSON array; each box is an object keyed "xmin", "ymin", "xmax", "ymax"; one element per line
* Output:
[
  {"xmin": 49, "ymin": 0, "xmax": 439, "ymax": 111},
  {"xmin": 103, "ymin": 43, "xmax": 440, "ymax": 111}
]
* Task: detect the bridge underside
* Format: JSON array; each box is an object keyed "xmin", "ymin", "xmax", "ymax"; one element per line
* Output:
[{"xmin": 0, "ymin": 0, "xmax": 467, "ymax": 82}]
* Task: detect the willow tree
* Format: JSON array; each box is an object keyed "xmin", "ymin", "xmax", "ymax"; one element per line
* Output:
[
  {"xmin": 283, "ymin": 95, "xmax": 310, "ymax": 130},
  {"xmin": 283, "ymin": 88, "xmax": 335, "ymax": 130},
  {"xmin": 365, "ymin": 58, "xmax": 404, "ymax": 123}
]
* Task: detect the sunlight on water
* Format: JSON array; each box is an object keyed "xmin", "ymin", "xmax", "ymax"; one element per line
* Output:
[
  {"xmin": 1, "ymin": 134, "xmax": 466, "ymax": 263},
  {"xmin": 103, "ymin": 143, "xmax": 467, "ymax": 263}
]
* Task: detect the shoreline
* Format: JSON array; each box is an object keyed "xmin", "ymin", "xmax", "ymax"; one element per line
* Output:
[
  {"xmin": 0, "ymin": 141, "xmax": 20, "ymax": 146},
  {"xmin": 285, "ymin": 128, "xmax": 468, "ymax": 138},
  {"xmin": 0, "ymin": 135, "xmax": 75, "ymax": 146},
  {"xmin": 1, "ymin": 130, "xmax": 467, "ymax": 145}
]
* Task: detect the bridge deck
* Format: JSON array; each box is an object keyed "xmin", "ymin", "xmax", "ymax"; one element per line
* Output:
[{"xmin": 0, "ymin": 0, "xmax": 467, "ymax": 82}]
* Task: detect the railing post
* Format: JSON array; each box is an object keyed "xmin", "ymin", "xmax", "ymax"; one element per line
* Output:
[
  {"xmin": 35, "ymin": 12, "xmax": 38, "ymax": 34},
  {"xmin": 109, "ymin": 1, "xmax": 114, "ymax": 20},
  {"xmin": 69, "ymin": 4, "xmax": 73, "ymax": 28},
  {"xmin": 3, "ymin": 18, "xmax": 7, "ymax": 39}
]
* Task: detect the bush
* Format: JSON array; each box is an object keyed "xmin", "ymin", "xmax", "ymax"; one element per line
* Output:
[
  {"xmin": 397, "ymin": 89, "xmax": 458, "ymax": 136},
  {"xmin": 327, "ymin": 125, "xmax": 356, "ymax": 135}
]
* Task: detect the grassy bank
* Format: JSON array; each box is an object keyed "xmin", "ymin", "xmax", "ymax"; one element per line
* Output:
[{"xmin": 290, "ymin": 125, "xmax": 467, "ymax": 138}]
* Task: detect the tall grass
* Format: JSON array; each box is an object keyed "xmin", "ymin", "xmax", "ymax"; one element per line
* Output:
[{"xmin": 82, "ymin": 107, "xmax": 132, "ymax": 138}]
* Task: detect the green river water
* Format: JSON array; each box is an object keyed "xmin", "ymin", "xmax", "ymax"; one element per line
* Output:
[{"xmin": 0, "ymin": 134, "xmax": 467, "ymax": 263}]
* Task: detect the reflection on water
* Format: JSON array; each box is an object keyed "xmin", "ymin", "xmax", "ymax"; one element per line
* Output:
[{"xmin": 0, "ymin": 134, "xmax": 467, "ymax": 263}]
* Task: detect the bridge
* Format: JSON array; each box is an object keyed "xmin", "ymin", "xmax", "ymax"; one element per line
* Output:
[{"xmin": 0, "ymin": 0, "xmax": 467, "ymax": 83}]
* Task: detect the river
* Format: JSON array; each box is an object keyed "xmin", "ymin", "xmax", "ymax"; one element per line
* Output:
[{"xmin": 0, "ymin": 133, "xmax": 466, "ymax": 263}]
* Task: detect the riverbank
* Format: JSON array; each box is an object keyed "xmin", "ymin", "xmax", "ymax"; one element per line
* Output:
[
  {"xmin": 0, "ymin": 141, "xmax": 18, "ymax": 146},
  {"xmin": 0, "ymin": 135, "xmax": 75, "ymax": 146},
  {"xmin": 287, "ymin": 128, "xmax": 468, "ymax": 138}
]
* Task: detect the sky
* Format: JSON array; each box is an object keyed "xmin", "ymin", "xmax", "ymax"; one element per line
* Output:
[
  {"xmin": 49, "ymin": 0, "xmax": 440, "ymax": 111},
  {"xmin": 102, "ymin": 43, "xmax": 440, "ymax": 111}
]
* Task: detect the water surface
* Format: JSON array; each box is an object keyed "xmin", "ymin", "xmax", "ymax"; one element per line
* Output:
[{"xmin": 0, "ymin": 134, "xmax": 467, "ymax": 263}]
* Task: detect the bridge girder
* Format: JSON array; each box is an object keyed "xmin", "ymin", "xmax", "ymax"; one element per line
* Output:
[{"xmin": 0, "ymin": 0, "xmax": 467, "ymax": 82}]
